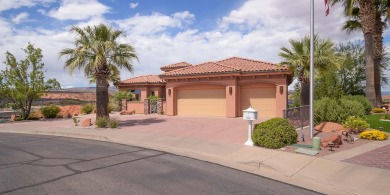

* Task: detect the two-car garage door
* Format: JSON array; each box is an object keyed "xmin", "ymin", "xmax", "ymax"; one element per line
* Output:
[
  {"xmin": 177, "ymin": 85, "xmax": 226, "ymax": 116},
  {"xmin": 176, "ymin": 83, "xmax": 276, "ymax": 118}
]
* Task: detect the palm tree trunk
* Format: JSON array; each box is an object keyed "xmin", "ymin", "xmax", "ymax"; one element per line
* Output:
[
  {"xmin": 96, "ymin": 76, "xmax": 109, "ymax": 119},
  {"xmin": 373, "ymin": 13, "xmax": 383, "ymax": 106},
  {"xmin": 300, "ymin": 81, "xmax": 310, "ymax": 106},
  {"xmin": 358, "ymin": 0, "xmax": 377, "ymax": 107},
  {"xmin": 364, "ymin": 33, "xmax": 376, "ymax": 107}
]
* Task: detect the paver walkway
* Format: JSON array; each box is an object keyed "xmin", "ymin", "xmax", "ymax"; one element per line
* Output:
[{"xmin": 342, "ymin": 144, "xmax": 390, "ymax": 170}]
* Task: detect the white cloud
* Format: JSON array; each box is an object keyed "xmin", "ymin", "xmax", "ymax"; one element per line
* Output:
[
  {"xmin": 2, "ymin": 0, "xmax": 389, "ymax": 91},
  {"xmin": 129, "ymin": 2, "xmax": 139, "ymax": 9},
  {"xmin": 0, "ymin": 0, "xmax": 54, "ymax": 12},
  {"xmin": 48, "ymin": 0, "xmax": 110, "ymax": 20},
  {"xmin": 114, "ymin": 11, "xmax": 195, "ymax": 35},
  {"xmin": 12, "ymin": 12, "xmax": 29, "ymax": 24}
]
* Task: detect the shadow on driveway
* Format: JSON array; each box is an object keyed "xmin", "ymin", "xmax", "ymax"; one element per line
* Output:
[{"xmin": 120, "ymin": 117, "xmax": 167, "ymax": 127}]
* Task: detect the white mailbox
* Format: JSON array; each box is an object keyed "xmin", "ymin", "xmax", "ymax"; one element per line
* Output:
[
  {"xmin": 243, "ymin": 106, "xmax": 258, "ymax": 146},
  {"xmin": 243, "ymin": 106, "xmax": 258, "ymax": 121}
]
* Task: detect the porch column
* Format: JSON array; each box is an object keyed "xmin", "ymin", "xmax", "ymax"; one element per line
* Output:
[
  {"xmin": 121, "ymin": 99, "xmax": 127, "ymax": 111},
  {"xmin": 144, "ymin": 99, "xmax": 150, "ymax": 114},
  {"xmin": 226, "ymin": 79, "xmax": 238, "ymax": 118},
  {"xmin": 157, "ymin": 98, "xmax": 164, "ymax": 115},
  {"xmin": 275, "ymin": 84, "xmax": 287, "ymax": 117},
  {"xmin": 166, "ymin": 86, "xmax": 175, "ymax": 116}
]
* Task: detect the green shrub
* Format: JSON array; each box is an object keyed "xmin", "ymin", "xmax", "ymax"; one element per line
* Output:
[
  {"xmin": 381, "ymin": 114, "xmax": 390, "ymax": 120},
  {"xmin": 14, "ymin": 117, "xmax": 23, "ymax": 121},
  {"xmin": 314, "ymin": 97, "xmax": 365, "ymax": 124},
  {"xmin": 40, "ymin": 105, "xmax": 61, "ymax": 118},
  {"xmin": 108, "ymin": 103, "xmax": 116, "ymax": 113},
  {"xmin": 28, "ymin": 114, "xmax": 40, "ymax": 120},
  {"xmin": 252, "ymin": 118, "xmax": 297, "ymax": 149},
  {"xmin": 81, "ymin": 104, "xmax": 94, "ymax": 114},
  {"xmin": 343, "ymin": 116, "xmax": 370, "ymax": 133},
  {"xmin": 342, "ymin": 95, "xmax": 372, "ymax": 114},
  {"xmin": 340, "ymin": 99, "xmax": 365, "ymax": 121},
  {"xmin": 372, "ymin": 107, "xmax": 386, "ymax": 113},
  {"xmin": 108, "ymin": 118, "xmax": 120, "ymax": 128},
  {"xmin": 96, "ymin": 116, "xmax": 110, "ymax": 128}
]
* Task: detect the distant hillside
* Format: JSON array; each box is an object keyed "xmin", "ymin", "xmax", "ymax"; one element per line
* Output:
[
  {"xmin": 50, "ymin": 87, "xmax": 118, "ymax": 93},
  {"xmin": 41, "ymin": 87, "xmax": 118, "ymax": 101}
]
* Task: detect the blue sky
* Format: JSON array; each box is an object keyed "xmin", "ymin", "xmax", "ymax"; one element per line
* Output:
[{"xmin": 0, "ymin": 0, "xmax": 388, "ymax": 90}]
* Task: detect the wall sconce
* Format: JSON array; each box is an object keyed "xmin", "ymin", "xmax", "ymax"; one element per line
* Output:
[
  {"xmin": 168, "ymin": 89, "xmax": 171, "ymax": 96},
  {"xmin": 279, "ymin": 86, "xmax": 283, "ymax": 94},
  {"xmin": 229, "ymin": 87, "xmax": 232, "ymax": 95}
]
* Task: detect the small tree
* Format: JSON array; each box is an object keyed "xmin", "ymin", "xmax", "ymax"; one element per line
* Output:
[
  {"xmin": 0, "ymin": 43, "xmax": 60, "ymax": 120},
  {"xmin": 113, "ymin": 91, "xmax": 133, "ymax": 110}
]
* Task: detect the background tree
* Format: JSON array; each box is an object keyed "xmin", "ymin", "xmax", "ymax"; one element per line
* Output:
[
  {"xmin": 0, "ymin": 43, "xmax": 61, "ymax": 119},
  {"xmin": 279, "ymin": 35, "xmax": 337, "ymax": 106},
  {"xmin": 59, "ymin": 24, "xmax": 138, "ymax": 119},
  {"xmin": 314, "ymin": 41, "xmax": 389, "ymax": 99},
  {"xmin": 331, "ymin": 0, "xmax": 379, "ymax": 106}
]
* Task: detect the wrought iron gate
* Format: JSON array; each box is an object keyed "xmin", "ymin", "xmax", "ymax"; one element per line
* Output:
[{"xmin": 150, "ymin": 99, "xmax": 158, "ymax": 113}]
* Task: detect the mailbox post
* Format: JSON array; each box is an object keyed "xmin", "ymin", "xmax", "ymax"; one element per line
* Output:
[{"xmin": 243, "ymin": 106, "xmax": 258, "ymax": 146}]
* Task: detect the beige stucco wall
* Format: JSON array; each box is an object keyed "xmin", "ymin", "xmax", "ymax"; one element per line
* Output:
[{"xmin": 126, "ymin": 101, "xmax": 144, "ymax": 114}]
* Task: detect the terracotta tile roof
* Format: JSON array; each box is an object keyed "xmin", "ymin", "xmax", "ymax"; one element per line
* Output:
[
  {"xmin": 160, "ymin": 57, "xmax": 289, "ymax": 77},
  {"xmin": 160, "ymin": 62, "xmax": 192, "ymax": 70},
  {"xmin": 160, "ymin": 62, "xmax": 239, "ymax": 77},
  {"xmin": 120, "ymin": 75, "xmax": 165, "ymax": 84},
  {"xmin": 217, "ymin": 57, "xmax": 288, "ymax": 72}
]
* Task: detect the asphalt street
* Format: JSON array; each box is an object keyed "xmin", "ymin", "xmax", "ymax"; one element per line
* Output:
[{"xmin": 0, "ymin": 133, "xmax": 321, "ymax": 195}]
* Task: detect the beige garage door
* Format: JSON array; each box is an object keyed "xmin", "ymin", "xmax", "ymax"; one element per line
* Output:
[
  {"xmin": 177, "ymin": 85, "xmax": 226, "ymax": 116},
  {"xmin": 241, "ymin": 83, "xmax": 276, "ymax": 118}
]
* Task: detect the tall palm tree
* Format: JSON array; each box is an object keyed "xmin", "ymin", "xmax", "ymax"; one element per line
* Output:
[
  {"xmin": 331, "ymin": 0, "xmax": 378, "ymax": 106},
  {"xmin": 279, "ymin": 35, "xmax": 337, "ymax": 106},
  {"xmin": 59, "ymin": 24, "xmax": 138, "ymax": 119}
]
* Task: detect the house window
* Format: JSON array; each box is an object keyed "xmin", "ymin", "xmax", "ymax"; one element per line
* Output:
[{"xmin": 130, "ymin": 89, "xmax": 141, "ymax": 101}]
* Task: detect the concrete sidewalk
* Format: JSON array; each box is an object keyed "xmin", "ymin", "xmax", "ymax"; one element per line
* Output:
[{"xmin": 1, "ymin": 114, "xmax": 389, "ymax": 195}]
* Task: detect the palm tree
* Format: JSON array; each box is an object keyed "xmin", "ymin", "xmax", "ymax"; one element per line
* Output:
[
  {"xmin": 59, "ymin": 24, "xmax": 138, "ymax": 119},
  {"xmin": 279, "ymin": 35, "xmax": 337, "ymax": 106},
  {"xmin": 331, "ymin": 0, "xmax": 378, "ymax": 106}
]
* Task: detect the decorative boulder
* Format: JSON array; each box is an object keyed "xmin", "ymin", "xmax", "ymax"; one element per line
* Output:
[
  {"xmin": 321, "ymin": 135, "xmax": 343, "ymax": 148},
  {"xmin": 10, "ymin": 114, "xmax": 16, "ymax": 122},
  {"xmin": 81, "ymin": 118, "xmax": 92, "ymax": 127}
]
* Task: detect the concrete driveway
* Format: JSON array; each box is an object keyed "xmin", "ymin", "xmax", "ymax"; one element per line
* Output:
[{"xmin": 116, "ymin": 114, "xmax": 251, "ymax": 145}]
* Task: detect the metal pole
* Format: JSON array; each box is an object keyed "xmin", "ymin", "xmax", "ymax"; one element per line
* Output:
[{"xmin": 309, "ymin": 0, "xmax": 314, "ymax": 138}]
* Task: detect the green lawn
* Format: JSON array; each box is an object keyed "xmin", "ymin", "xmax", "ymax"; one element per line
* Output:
[{"xmin": 365, "ymin": 114, "xmax": 390, "ymax": 133}]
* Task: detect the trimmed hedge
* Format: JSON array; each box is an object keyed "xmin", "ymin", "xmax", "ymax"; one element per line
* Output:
[{"xmin": 252, "ymin": 118, "xmax": 297, "ymax": 149}]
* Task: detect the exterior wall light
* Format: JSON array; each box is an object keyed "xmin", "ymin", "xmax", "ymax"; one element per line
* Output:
[
  {"xmin": 168, "ymin": 89, "xmax": 171, "ymax": 96},
  {"xmin": 229, "ymin": 87, "xmax": 232, "ymax": 95},
  {"xmin": 279, "ymin": 86, "xmax": 283, "ymax": 94}
]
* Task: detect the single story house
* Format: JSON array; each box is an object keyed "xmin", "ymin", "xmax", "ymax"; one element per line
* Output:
[{"xmin": 116, "ymin": 57, "xmax": 292, "ymax": 119}]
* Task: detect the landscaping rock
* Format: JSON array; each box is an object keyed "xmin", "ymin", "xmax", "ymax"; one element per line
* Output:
[
  {"xmin": 120, "ymin": 111, "xmax": 133, "ymax": 115},
  {"xmin": 321, "ymin": 135, "xmax": 343, "ymax": 148},
  {"xmin": 81, "ymin": 118, "xmax": 92, "ymax": 127},
  {"xmin": 10, "ymin": 114, "xmax": 16, "ymax": 122},
  {"xmin": 315, "ymin": 122, "xmax": 346, "ymax": 133}
]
